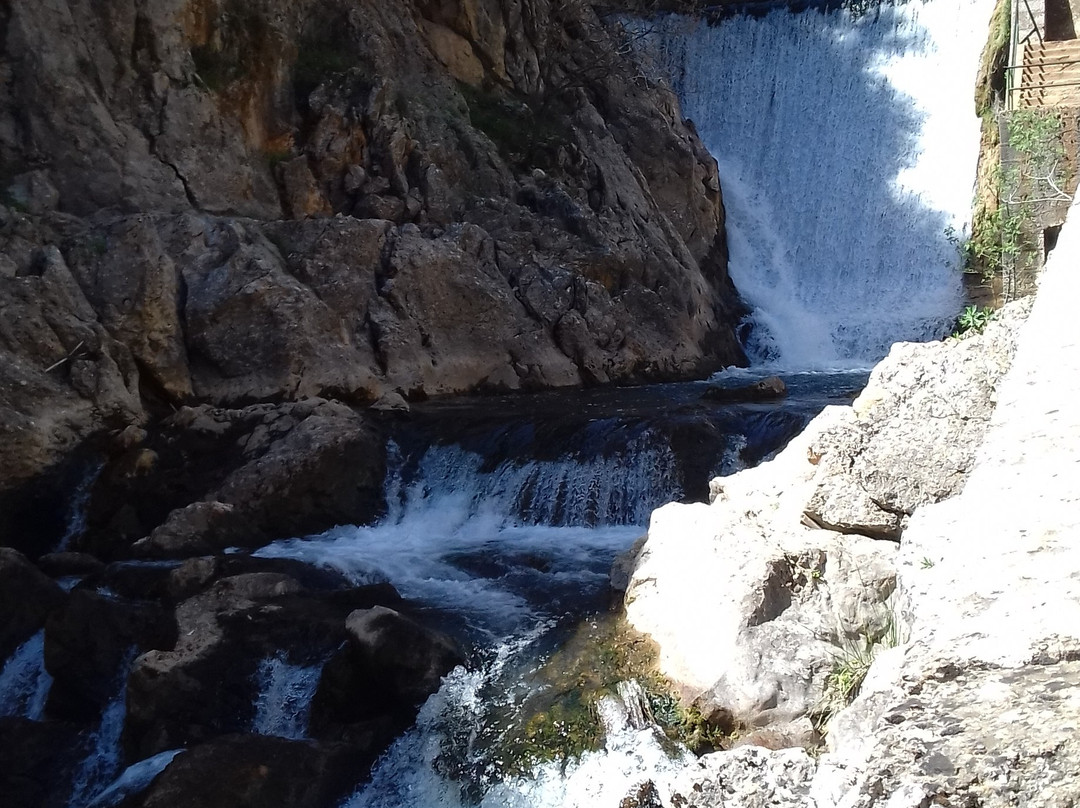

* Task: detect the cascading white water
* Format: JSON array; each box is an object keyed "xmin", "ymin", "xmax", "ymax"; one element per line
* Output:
[
  {"xmin": 251, "ymin": 655, "xmax": 322, "ymax": 740},
  {"xmin": 342, "ymin": 645, "xmax": 693, "ymax": 808},
  {"xmin": 83, "ymin": 750, "xmax": 183, "ymax": 808},
  {"xmin": 257, "ymin": 440, "xmax": 657, "ymax": 636},
  {"xmin": 0, "ymin": 630, "xmax": 52, "ymax": 720},
  {"xmin": 652, "ymin": 0, "xmax": 993, "ymax": 367},
  {"xmin": 68, "ymin": 685, "xmax": 129, "ymax": 808},
  {"xmin": 56, "ymin": 462, "xmax": 103, "ymax": 552}
]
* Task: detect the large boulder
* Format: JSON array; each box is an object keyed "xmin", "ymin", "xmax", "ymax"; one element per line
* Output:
[
  {"xmin": 310, "ymin": 606, "xmax": 464, "ymax": 741},
  {"xmin": 44, "ymin": 589, "xmax": 176, "ymax": 722},
  {"xmin": 0, "ymin": 548, "xmax": 66, "ymax": 661},
  {"xmin": 803, "ymin": 301, "xmax": 1031, "ymax": 540},
  {"xmin": 79, "ymin": 399, "xmax": 386, "ymax": 559},
  {"xmin": 624, "ymin": 409, "xmax": 897, "ymax": 730},
  {"xmin": 129, "ymin": 735, "xmax": 362, "ymax": 808}
]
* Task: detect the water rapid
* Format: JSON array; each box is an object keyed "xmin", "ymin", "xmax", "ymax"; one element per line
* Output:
[
  {"xmin": 255, "ymin": 377, "xmax": 852, "ymax": 805},
  {"xmin": 651, "ymin": 0, "xmax": 993, "ymax": 367},
  {"xmin": 251, "ymin": 655, "xmax": 322, "ymax": 739}
]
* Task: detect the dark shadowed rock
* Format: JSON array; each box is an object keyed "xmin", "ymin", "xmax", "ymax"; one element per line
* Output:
[
  {"xmin": 0, "ymin": 717, "xmax": 82, "ymax": 808},
  {"xmin": 44, "ymin": 589, "xmax": 176, "ymax": 722},
  {"xmin": 310, "ymin": 606, "xmax": 464, "ymax": 741},
  {"xmin": 124, "ymin": 571, "xmax": 406, "ymax": 759},
  {"xmin": 79, "ymin": 400, "xmax": 385, "ymax": 559},
  {"xmin": 130, "ymin": 735, "xmax": 364, "ymax": 808},
  {"xmin": 36, "ymin": 552, "xmax": 107, "ymax": 579},
  {"xmin": 0, "ymin": 548, "xmax": 66, "ymax": 661}
]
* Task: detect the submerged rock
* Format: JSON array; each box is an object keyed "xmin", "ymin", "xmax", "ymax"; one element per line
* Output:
[{"xmin": 701, "ymin": 375, "xmax": 787, "ymax": 403}]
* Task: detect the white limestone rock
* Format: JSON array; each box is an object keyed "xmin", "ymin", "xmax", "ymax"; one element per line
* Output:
[
  {"xmin": 803, "ymin": 301, "xmax": 1031, "ymax": 541},
  {"xmin": 624, "ymin": 407, "xmax": 898, "ymax": 728},
  {"xmin": 667, "ymin": 746, "xmax": 817, "ymax": 808}
]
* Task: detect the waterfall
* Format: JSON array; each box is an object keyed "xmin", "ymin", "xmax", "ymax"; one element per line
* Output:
[
  {"xmin": 251, "ymin": 376, "xmax": 855, "ymax": 800},
  {"xmin": 650, "ymin": 0, "xmax": 994, "ymax": 366},
  {"xmin": 0, "ymin": 630, "xmax": 52, "ymax": 720},
  {"xmin": 56, "ymin": 462, "xmax": 103, "ymax": 552},
  {"xmin": 68, "ymin": 658, "xmax": 134, "ymax": 808},
  {"xmin": 251, "ymin": 654, "xmax": 321, "ymax": 739},
  {"xmin": 386, "ymin": 435, "xmax": 680, "ymax": 528}
]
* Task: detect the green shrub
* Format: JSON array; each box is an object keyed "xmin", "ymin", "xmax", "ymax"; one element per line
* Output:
[{"xmin": 952, "ymin": 305, "xmax": 995, "ymax": 337}]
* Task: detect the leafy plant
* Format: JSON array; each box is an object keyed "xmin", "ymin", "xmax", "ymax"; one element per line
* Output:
[{"xmin": 952, "ymin": 305, "xmax": 995, "ymax": 337}]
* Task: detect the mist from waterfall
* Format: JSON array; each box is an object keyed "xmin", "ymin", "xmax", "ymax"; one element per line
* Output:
[{"xmin": 650, "ymin": 0, "xmax": 992, "ymax": 367}]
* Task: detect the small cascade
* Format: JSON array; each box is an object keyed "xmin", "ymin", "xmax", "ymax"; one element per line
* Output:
[
  {"xmin": 0, "ymin": 630, "xmax": 52, "ymax": 720},
  {"xmin": 646, "ymin": 0, "xmax": 994, "ymax": 366},
  {"xmin": 344, "ymin": 640, "xmax": 692, "ymax": 808},
  {"xmin": 251, "ymin": 654, "xmax": 321, "ymax": 740},
  {"xmin": 68, "ymin": 659, "xmax": 133, "ymax": 808},
  {"xmin": 83, "ymin": 750, "xmax": 182, "ymax": 808},
  {"xmin": 257, "ymin": 414, "xmax": 705, "ymax": 636},
  {"xmin": 341, "ymin": 627, "xmax": 557, "ymax": 808},
  {"xmin": 56, "ymin": 462, "xmax": 103, "ymax": 552},
  {"xmin": 390, "ymin": 435, "xmax": 680, "ymax": 528}
]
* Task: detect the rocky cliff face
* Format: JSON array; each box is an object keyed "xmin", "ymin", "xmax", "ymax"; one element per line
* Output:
[{"xmin": 0, "ymin": 0, "xmax": 746, "ymax": 500}]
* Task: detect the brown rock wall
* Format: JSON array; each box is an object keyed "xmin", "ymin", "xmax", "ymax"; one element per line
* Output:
[{"xmin": 0, "ymin": 0, "xmax": 747, "ymax": 504}]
